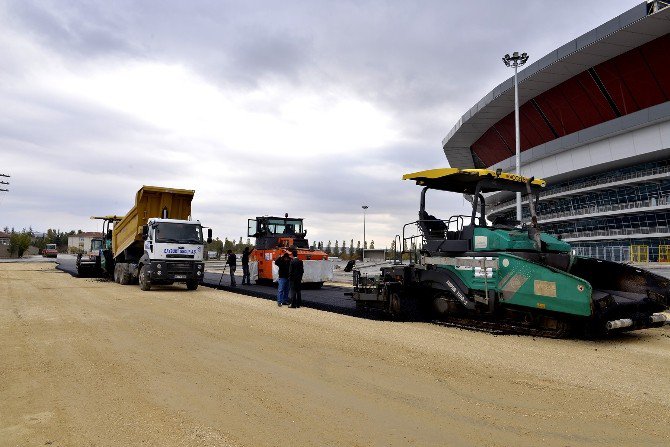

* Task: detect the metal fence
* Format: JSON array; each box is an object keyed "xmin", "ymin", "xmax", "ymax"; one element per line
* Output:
[
  {"xmin": 572, "ymin": 245, "xmax": 631, "ymax": 263},
  {"xmin": 572, "ymin": 244, "xmax": 670, "ymax": 263},
  {"xmin": 489, "ymin": 164, "xmax": 670, "ymax": 215}
]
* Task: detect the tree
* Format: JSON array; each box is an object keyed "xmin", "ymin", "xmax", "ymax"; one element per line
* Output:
[
  {"xmin": 9, "ymin": 232, "xmax": 31, "ymax": 258},
  {"xmin": 356, "ymin": 240, "xmax": 361, "ymax": 258},
  {"xmin": 364, "ymin": 240, "xmax": 368, "ymax": 250},
  {"xmin": 206, "ymin": 237, "xmax": 224, "ymax": 258},
  {"xmin": 334, "ymin": 240, "xmax": 339, "ymax": 256},
  {"xmin": 370, "ymin": 240, "xmax": 375, "ymax": 249},
  {"xmin": 223, "ymin": 238, "xmax": 235, "ymax": 252},
  {"xmin": 325, "ymin": 240, "xmax": 331, "ymax": 254},
  {"xmin": 349, "ymin": 239, "xmax": 354, "ymax": 257}
]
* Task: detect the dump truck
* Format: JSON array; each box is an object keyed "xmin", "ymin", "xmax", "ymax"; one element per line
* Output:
[
  {"xmin": 76, "ymin": 237, "xmax": 103, "ymax": 277},
  {"xmin": 94, "ymin": 186, "xmax": 212, "ymax": 291},
  {"xmin": 350, "ymin": 168, "xmax": 670, "ymax": 337},
  {"xmin": 248, "ymin": 214, "xmax": 333, "ymax": 288}
]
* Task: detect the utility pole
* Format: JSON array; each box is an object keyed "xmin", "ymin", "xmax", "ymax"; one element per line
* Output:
[{"xmin": 0, "ymin": 174, "xmax": 9, "ymax": 192}]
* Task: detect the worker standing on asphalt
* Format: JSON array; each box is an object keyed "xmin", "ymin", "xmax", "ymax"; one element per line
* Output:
[
  {"xmin": 226, "ymin": 249, "xmax": 237, "ymax": 287},
  {"xmin": 288, "ymin": 249, "xmax": 303, "ymax": 308},
  {"xmin": 274, "ymin": 252, "xmax": 290, "ymax": 306},
  {"xmin": 241, "ymin": 247, "xmax": 252, "ymax": 285}
]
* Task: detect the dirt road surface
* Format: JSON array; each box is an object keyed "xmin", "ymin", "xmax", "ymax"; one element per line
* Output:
[{"xmin": 2, "ymin": 263, "xmax": 669, "ymax": 447}]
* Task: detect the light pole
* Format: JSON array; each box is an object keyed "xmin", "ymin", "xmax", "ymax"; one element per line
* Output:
[
  {"xmin": 362, "ymin": 205, "xmax": 369, "ymax": 253},
  {"xmin": 502, "ymin": 51, "xmax": 529, "ymax": 222}
]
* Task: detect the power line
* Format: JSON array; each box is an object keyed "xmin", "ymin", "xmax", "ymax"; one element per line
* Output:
[{"xmin": 0, "ymin": 173, "xmax": 9, "ymax": 192}]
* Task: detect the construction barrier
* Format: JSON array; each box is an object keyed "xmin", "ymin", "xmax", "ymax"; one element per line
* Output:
[{"xmin": 630, "ymin": 244, "xmax": 649, "ymax": 263}]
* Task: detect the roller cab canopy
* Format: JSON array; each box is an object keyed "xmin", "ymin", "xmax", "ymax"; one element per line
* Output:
[{"xmin": 402, "ymin": 168, "xmax": 546, "ymax": 194}]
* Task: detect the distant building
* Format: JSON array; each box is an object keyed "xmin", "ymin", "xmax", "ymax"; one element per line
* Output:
[
  {"xmin": 0, "ymin": 231, "xmax": 9, "ymax": 258},
  {"xmin": 67, "ymin": 232, "xmax": 104, "ymax": 253},
  {"xmin": 362, "ymin": 249, "xmax": 386, "ymax": 262}
]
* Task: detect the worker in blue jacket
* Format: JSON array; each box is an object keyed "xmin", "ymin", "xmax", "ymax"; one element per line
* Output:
[{"xmin": 274, "ymin": 252, "xmax": 290, "ymax": 306}]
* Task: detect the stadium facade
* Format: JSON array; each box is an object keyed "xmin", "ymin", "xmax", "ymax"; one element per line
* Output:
[{"xmin": 442, "ymin": 1, "xmax": 670, "ymax": 262}]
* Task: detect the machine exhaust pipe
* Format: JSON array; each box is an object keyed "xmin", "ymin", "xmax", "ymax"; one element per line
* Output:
[
  {"xmin": 606, "ymin": 314, "xmax": 668, "ymax": 331},
  {"xmin": 606, "ymin": 319, "xmax": 633, "ymax": 330},
  {"xmin": 650, "ymin": 313, "xmax": 668, "ymax": 325}
]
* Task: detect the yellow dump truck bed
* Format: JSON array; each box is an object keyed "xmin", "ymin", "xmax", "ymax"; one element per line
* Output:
[{"xmin": 113, "ymin": 186, "xmax": 195, "ymax": 258}]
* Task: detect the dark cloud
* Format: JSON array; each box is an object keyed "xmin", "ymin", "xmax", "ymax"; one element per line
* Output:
[
  {"xmin": 7, "ymin": 1, "xmax": 636, "ymax": 102},
  {"xmin": 6, "ymin": 1, "xmax": 139, "ymax": 58},
  {"xmin": 0, "ymin": 0, "xmax": 638, "ymax": 241}
]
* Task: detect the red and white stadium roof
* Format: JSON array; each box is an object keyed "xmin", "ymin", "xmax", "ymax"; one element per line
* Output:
[{"xmin": 443, "ymin": 1, "xmax": 670, "ymax": 169}]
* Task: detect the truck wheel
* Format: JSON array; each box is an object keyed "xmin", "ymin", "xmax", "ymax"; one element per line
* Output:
[
  {"xmin": 186, "ymin": 279, "xmax": 198, "ymax": 291},
  {"xmin": 139, "ymin": 265, "xmax": 151, "ymax": 291},
  {"xmin": 389, "ymin": 291, "xmax": 419, "ymax": 321},
  {"xmin": 120, "ymin": 268, "xmax": 132, "ymax": 285}
]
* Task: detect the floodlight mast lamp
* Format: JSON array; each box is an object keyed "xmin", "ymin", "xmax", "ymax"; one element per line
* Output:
[{"xmin": 502, "ymin": 51, "xmax": 529, "ymax": 222}]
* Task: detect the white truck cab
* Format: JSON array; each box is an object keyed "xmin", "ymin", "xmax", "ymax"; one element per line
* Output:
[{"xmin": 135, "ymin": 218, "xmax": 210, "ymax": 290}]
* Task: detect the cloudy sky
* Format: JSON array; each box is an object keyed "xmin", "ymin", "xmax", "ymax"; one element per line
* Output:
[{"xmin": 0, "ymin": 0, "xmax": 636, "ymax": 247}]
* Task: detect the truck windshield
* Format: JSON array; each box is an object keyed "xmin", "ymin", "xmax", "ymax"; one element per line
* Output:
[
  {"xmin": 46, "ymin": 244, "xmax": 56, "ymax": 250},
  {"xmin": 91, "ymin": 239, "xmax": 103, "ymax": 250},
  {"xmin": 154, "ymin": 223, "xmax": 203, "ymax": 244},
  {"xmin": 262, "ymin": 218, "xmax": 304, "ymax": 235}
]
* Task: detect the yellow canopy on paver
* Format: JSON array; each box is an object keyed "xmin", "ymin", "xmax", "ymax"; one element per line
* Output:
[{"xmin": 402, "ymin": 168, "xmax": 546, "ymax": 194}]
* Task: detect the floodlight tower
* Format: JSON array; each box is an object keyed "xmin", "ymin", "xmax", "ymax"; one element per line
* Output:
[{"xmin": 502, "ymin": 51, "xmax": 529, "ymax": 221}]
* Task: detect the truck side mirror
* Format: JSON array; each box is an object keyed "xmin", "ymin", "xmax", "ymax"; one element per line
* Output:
[
  {"xmin": 142, "ymin": 225, "xmax": 149, "ymax": 240},
  {"xmin": 207, "ymin": 228, "xmax": 213, "ymax": 244}
]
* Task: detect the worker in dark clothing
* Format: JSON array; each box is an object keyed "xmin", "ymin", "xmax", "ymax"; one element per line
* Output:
[
  {"xmin": 274, "ymin": 252, "xmax": 291, "ymax": 306},
  {"xmin": 241, "ymin": 247, "xmax": 252, "ymax": 285},
  {"xmin": 226, "ymin": 249, "xmax": 237, "ymax": 287},
  {"xmin": 288, "ymin": 249, "xmax": 304, "ymax": 308}
]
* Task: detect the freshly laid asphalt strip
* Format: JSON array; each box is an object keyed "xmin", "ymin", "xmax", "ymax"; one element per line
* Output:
[{"xmin": 56, "ymin": 258, "xmax": 358, "ymax": 315}]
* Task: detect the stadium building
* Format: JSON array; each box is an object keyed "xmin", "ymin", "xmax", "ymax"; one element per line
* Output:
[{"xmin": 442, "ymin": 1, "xmax": 670, "ymax": 262}]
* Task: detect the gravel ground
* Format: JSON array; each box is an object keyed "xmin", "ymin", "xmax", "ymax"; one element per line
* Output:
[{"xmin": 1, "ymin": 262, "xmax": 670, "ymax": 446}]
